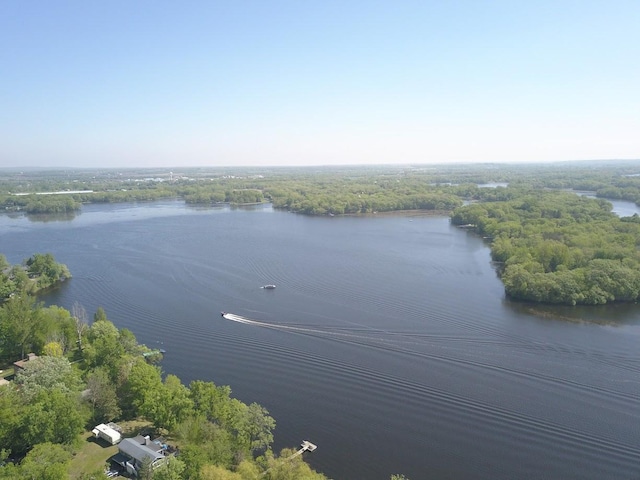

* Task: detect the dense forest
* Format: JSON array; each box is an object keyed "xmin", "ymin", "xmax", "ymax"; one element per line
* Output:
[{"xmin": 451, "ymin": 190, "xmax": 640, "ymax": 304}]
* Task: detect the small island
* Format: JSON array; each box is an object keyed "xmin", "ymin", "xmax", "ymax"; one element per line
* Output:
[{"xmin": 0, "ymin": 253, "xmax": 71, "ymax": 300}]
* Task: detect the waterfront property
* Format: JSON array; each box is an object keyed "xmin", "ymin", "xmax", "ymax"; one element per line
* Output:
[{"xmin": 113, "ymin": 435, "xmax": 169, "ymax": 477}]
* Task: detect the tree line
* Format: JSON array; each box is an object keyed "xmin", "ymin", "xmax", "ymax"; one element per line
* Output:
[{"xmin": 3, "ymin": 161, "xmax": 640, "ymax": 216}]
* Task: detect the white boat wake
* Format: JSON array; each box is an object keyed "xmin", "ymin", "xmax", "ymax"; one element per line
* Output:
[
  {"xmin": 221, "ymin": 312, "xmax": 329, "ymax": 334},
  {"xmin": 219, "ymin": 312, "xmax": 431, "ymax": 355},
  {"xmin": 222, "ymin": 313, "xmax": 269, "ymax": 326}
]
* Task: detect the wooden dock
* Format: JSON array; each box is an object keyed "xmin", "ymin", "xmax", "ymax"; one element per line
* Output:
[
  {"xmin": 289, "ymin": 440, "xmax": 317, "ymax": 459},
  {"xmin": 299, "ymin": 440, "xmax": 317, "ymax": 453}
]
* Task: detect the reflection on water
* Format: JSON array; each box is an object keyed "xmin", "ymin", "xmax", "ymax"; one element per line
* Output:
[
  {"xmin": 27, "ymin": 211, "xmax": 78, "ymax": 222},
  {"xmin": 507, "ymin": 300, "xmax": 640, "ymax": 326}
]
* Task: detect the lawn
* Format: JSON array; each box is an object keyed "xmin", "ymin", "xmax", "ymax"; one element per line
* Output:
[
  {"xmin": 68, "ymin": 431, "xmax": 118, "ymax": 479},
  {"xmin": 0, "ymin": 365, "xmax": 14, "ymax": 379},
  {"xmin": 68, "ymin": 420, "xmax": 154, "ymax": 479}
]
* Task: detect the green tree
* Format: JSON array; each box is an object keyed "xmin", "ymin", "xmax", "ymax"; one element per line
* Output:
[
  {"xmin": 137, "ymin": 456, "xmax": 155, "ymax": 480},
  {"xmin": 173, "ymin": 415, "xmax": 236, "ymax": 471},
  {"xmin": 17, "ymin": 442, "xmax": 71, "ymax": 480},
  {"xmin": 83, "ymin": 319, "xmax": 125, "ymax": 377},
  {"xmin": 0, "ymin": 386, "xmax": 24, "ymax": 458},
  {"xmin": 190, "ymin": 380, "xmax": 234, "ymax": 425},
  {"xmin": 175, "ymin": 442, "xmax": 208, "ymax": 480},
  {"xmin": 8, "ymin": 266, "xmax": 30, "ymax": 294},
  {"xmin": 85, "ymin": 368, "xmax": 121, "ymax": 423},
  {"xmin": 43, "ymin": 341, "xmax": 64, "ymax": 357},
  {"xmin": 263, "ymin": 448, "xmax": 328, "ymax": 480},
  {"xmin": 0, "ymin": 462, "xmax": 20, "ymax": 479},
  {"xmin": 18, "ymin": 389, "xmax": 87, "ymax": 451},
  {"xmin": 0, "ymin": 274, "xmax": 12, "ymax": 296},
  {"xmin": 152, "ymin": 457, "xmax": 186, "ymax": 480},
  {"xmin": 119, "ymin": 328, "xmax": 140, "ymax": 355},
  {"xmin": 200, "ymin": 464, "xmax": 243, "ymax": 479},
  {"xmin": 235, "ymin": 460, "xmax": 261, "ymax": 480},
  {"xmin": 14, "ymin": 355, "xmax": 82, "ymax": 399},
  {"xmin": 0, "ymin": 293, "xmax": 42, "ymax": 361},
  {"xmin": 121, "ymin": 358, "xmax": 163, "ymax": 419},
  {"xmin": 39, "ymin": 305, "xmax": 76, "ymax": 356},
  {"xmin": 0, "ymin": 273, "xmax": 15, "ymax": 300},
  {"xmin": 93, "ymin": 306, "xmax": 108, "ymax": 322},
  {"xmin": 24, "ymin": 253, "xmax": 71, "ymax": 289},
  {"xmin": 243, "ymin": 402, "xmax": 275, "ymax": 453},
  {"xmin": 0, "ymin": 255, "xmax": 9, "ymax": 271},
  {"xmin": 150, "ymin": 374, "xmax": 194, "ymax": 430}
]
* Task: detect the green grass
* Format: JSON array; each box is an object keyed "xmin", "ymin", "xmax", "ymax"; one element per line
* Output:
[
  {"xmin": 68, "ymin": 420, "xmax": 153, "ymax": 479},
  {"xmin": 68, "ymin": 431, "xmax": 118, "ymax": 479}
]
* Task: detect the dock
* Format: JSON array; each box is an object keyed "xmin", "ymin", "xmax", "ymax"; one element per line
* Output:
[
  {"xmin": 300, "ymin": 440, "xmax": 317, "ymax": 453},
  {"xmin": 289, "ymin": 440, "xmax": 317, "ymax": 459}
]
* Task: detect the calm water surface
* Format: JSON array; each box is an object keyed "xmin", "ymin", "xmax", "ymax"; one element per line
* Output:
[{"xmin": 2, "ymin": 200, "xmax": 639, "ymax": 480}]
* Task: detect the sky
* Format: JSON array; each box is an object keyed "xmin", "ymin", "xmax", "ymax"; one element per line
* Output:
[{"xmin": 1, "ymin": 1, "xmax": 639, "ymax": 168}]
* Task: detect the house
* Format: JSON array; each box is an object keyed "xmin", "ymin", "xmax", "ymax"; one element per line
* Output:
[
  {"xmin": 13, "ymin": 353, "xmax": 38, "ymax": 371},
  {"xmin": 113, "ymin": 436, "xmax": 168, "ymax": 477}
]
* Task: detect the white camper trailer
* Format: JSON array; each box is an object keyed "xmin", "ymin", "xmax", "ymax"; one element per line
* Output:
[{"xmin": 92, "ymin": 423, "xmax": 122, "ymax": 445}]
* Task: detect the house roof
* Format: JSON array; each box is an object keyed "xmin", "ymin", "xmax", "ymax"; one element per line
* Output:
[
  {"xmin": 132, "ymin": 434, "xmax": 163, "ymax": 452},
  {"xmin": 118, "ymin": 438, "xmax": 164, "ymax": 464},
  {"xmin": 13, "ymin": 353, "xmax": 38, "ymax": 370}
]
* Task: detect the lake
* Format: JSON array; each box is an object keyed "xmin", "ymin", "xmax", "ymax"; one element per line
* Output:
[{"xmin": 2, "ymin": 200, "xmax": 639, "ymax": 480}]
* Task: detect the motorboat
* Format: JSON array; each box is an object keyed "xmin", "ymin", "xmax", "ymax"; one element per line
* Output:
[{"xmin": 261, "ymin": 285, "xmax": 276, "ymax": 289}]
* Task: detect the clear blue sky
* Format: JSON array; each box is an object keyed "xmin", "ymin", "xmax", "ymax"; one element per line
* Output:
[{"xmin": 1, "ymin": 1, "xmax": 639, "ymax": 168}]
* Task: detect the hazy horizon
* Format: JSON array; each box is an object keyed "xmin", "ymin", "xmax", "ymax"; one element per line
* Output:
[
  {"xmin": 2, "ymin": 1, "xmax": 639, "ymax": 169},
  {"xmin": 4, "ymin": 158, "xmax": 640, "ymax": 173}
]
